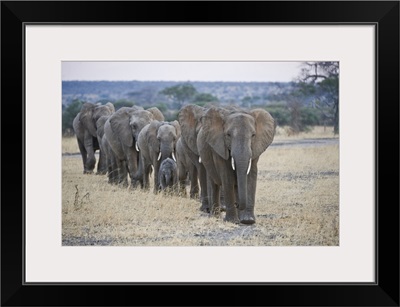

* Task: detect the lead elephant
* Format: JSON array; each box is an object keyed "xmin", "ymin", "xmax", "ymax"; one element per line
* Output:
[
  {"xmin": 197, "ymin": 106, "xmax": 276, "ymax": 224},
  {"xmin": 137, "ymin": 120, "xmax": 181, "ymax": 194},
  {"xmin": 73, "ymin": 102, "xmax": 115, "ymax": 174},
  {"xmin": 104, "ymin": 106, "xmax": 164, "ymax": 188}
]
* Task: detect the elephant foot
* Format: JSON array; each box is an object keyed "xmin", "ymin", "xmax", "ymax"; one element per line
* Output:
[
  {"xmin": 210, "ymin": 205, "xmax": 221, "ymax": 217},
  {"xmin": 108, "ymin": 178, "xmax": 118, "ymax": 185},
  {"xmin": 224, "ymin": 214, "xmax": 240, "ymax": 224},
  {"xmin": 96, "ymin": 170, "xmax": 107, "ymax": 175},
  {"xmin": 239, "ymin": 210, "xmax": 256, "ymax": 225},
  {"xmin": 118, "ymin": 180, "xmax": 129, "ymax": 188},
  {"xmin": 129, "ymin": 180, "xmax": 140, "ymax": 190},
  {"xmin": 224, "ymin": 207, "xmax": 239, "ymax": 224},
  {"xmin": 190, "ymin": 188, "xmax": 199, "ymax": 199},
  {"xmin": 83, "ymin": 170, "xmax": 94, "ymax": 174},
  {"xmin": 200, "ymin": 201, "xmax": 210, "ymax": 213}
]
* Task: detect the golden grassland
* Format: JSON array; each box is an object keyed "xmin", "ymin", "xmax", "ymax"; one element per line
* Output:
[{"xmin": 62, "ymin": 126, "xmax": 339, "ymax": 246}]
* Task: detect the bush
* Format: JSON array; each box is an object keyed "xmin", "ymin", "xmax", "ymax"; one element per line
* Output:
[{"xmin": 265, "ymin": 104, "xmax": 290, "ymax": 126}]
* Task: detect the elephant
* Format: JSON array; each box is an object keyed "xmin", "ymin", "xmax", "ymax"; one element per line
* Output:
[
  {"xmin": 96, "ymin": 115, "xmax": 115, "ymax": 183},
  {"xmin": 72, "ymin": 102, "xmax": 115, "ymax": 174},
  {"xmin": 158, "ymin": 158, "xmax": 178, "ymax": 194},
  {"xmin": 176, "ymin": 136, "xmax": 199, "ymax": 198},
  {"xmin": 137, "ymin": 120, "xmax": 181, "ymax": 194},
  {"xmin": 104, "ymin": 106, "xmax": 164, "ymax": 188},
  {"xmin": 178, "ymin": 104, "xmax": 210, "ymax": 212},
  {"xmin": 197, "ymin": 106, "xmax": 276, "ymax": 224}
]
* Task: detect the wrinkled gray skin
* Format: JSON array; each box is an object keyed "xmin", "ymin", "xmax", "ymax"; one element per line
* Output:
[
  {"xmin": 158, "ymin": 158, "xmax": 178, "ymax": 194},
  {"xmin": 176, "ymin": 137, "xmax": 199, "ymax": 198},
  {"xmin": 197, "ymin": 106, "xmax": 276, "ymax": 224},
  {"xmin": 73, "ymin": 102, "xmax": 115, "ymax": 174},
  {"xmin": 104, "ymin": 106, "xmax": 164, "ymax": 187},
  {"xmin": 96, "ymin": 115, "xmax": 115, "ymax": 183},
  {"xmin": 178, "ymin": 104, "xmax": 210, "ymax": 212},
  {"xmin": 137, "ymin": 120, "xmax": 181, "ymax": 194}
]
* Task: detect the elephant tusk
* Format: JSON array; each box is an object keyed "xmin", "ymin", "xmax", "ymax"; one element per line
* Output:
[
  {"xmin": 172, "ymin": 152, "xmax": 176, "ymax": 162},
  {"xmin": 199, "ymin": 156, "xmax": 201, "ymax": 163},
  {"xmin": 231, "ymin": 157, "xmax": 235, "ymax": 170},
  {"xmin": 247, "ymin": 159, "xmax": 252, "ymax": 175},
  {"xmin": 135, "ymin": 142, "xmax": 139, "ymax": 152},
  {"xmin": 157, "ymin": 152, "xmax": 162, "ymax": 161}
]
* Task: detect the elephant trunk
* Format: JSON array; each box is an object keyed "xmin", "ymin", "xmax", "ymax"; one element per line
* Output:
[
  {"xmin": 159, "ymin": 143, "xmax": 175, "ymax": 162},
  {"xmin": 234, "ymin": 158, "xmax": 249, "ymax": 208},
  {"xmin": 163, "ymin": 173, "xmax": 171, "ymax": 186},
  {"xmin": 232, "ymin": 153, "xmax": 255, "ymax": 224}
]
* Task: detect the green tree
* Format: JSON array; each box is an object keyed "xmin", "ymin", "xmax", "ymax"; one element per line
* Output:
[
  {"xmin": 298, "ymin": 62, "xmax": 339, "ymax": 134},
  {"xmin": 160, "ymin": 83, "xmax": 198, "ymax": 108},
  {"xmin": 192, "ymin": 92, "xmax": 219, "ymax": 106},
  {"xmin": 113, "ymin": 99, "xmax": 135, "ymax": 110},
  {"xmin": 265, "ymin": 104, "xmax": 290, "ymax": 126}
]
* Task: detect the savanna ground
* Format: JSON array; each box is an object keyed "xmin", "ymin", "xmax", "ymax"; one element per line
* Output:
[{"xmin": 62, "ymin": 126, "xmax": 339, "ymax": 246}]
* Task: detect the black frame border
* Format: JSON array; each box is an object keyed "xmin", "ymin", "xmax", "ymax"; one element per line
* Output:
[{"xmin": 1, "ymin": 1, "xmax": 399, "ymax": 306}]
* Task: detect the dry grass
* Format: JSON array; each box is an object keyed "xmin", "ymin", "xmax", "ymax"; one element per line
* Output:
[
  {"xmin": 62, "ymin": 126, "xmax": 339, "ymax": 246},
  {"xmin": 274, "ymin": 125, "xmax": 338, "ymax": 141},
  {"xmin": 62, "ymin": 136, "xmax": 79, "ymax": 154}
]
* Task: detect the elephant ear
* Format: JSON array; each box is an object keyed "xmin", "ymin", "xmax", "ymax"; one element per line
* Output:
[
  {"xmin": 109, "ymin": 108, "xmax": 133, "ymax": 147},
  {"xmin": 170, "ymin": 120, "xmax": 181, "ymax": 139},
  {"xmin": 146, "ymin": 120, "xmax": 162, "ymax": 152},
  {"xmin": 79, "ymin": 103, "xmax": 97, "ymax": 137},
  {"xmin": 178, "ymin": 104, "xmax": 205, "ymax": 155},
  {"xmin": 146, "ymin": 107, "xmax": 165, "ymax": 121},
  {"xmin": 201, "ymin": 107, "xmax": 229, "ymax": 160},
  {"xmin": 250, "ymin": 109, "xmax": 276, "ymax": 159},
  {"xmin": 96, "ymin": 115, "xmax": 109, "ymax": 138}
]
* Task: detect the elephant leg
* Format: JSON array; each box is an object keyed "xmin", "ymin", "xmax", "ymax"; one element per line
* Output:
[
  {"xmin": 77, "ymin": 139, "xmax": 88, "ymax": 173},
  {"xmin": 178, "ymin": 169, "xmax": 188, "ymax": 197},
  {"xmin": 219, "ymin": 163, "xmax": 238, "ymax": 223},
  {"xmin": 209, "ymin": 179, "xmax": 221, "ymax": 217},
  {"xmin": 116, "ymin": 159, "xmax": 128, "ymax": 187},
  {"xmin": 238, "ymin": 160, "xmax": 258, "ymax": 224},
  {"xmin": 142, "ymin": 159, "xmax": 151, "ymax": 191},
  {"xmin": 108, "ymin": 152, "xmax": 119, "ymax": 184},
  {"xmin": 198, "ymin": 162, "xmax": 210, "ymax": 212},
  {"xmin": 153, "ymin": 160, "xmax": 161, "ymax": 194},
  {"xmin": 83, "ymin": 133, "xmax": 96, "ymax": 174},
  {"xmin": 127, "ymin": 152, "xmax": 139, "ymax": 189},
  {"xmin": 96, "ymin": 149, "xmax": 107, "ymax": 175},
  {"xmin": 189, "ymin": 162, "xmax": 199, "ymax": 199},
  {"xmin": 219, "ymin": 187, "xmax": 227, "ymax": 212}
]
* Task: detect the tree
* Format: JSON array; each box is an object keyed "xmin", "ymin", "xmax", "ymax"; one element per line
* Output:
[
  {"xmin": 160, "ymin": 83, "xmax": 198, "ymax": 108},
  {"xmin": 192, "ymin": 92, "xmax": 219, "ymax": 106},
  {"xmin": 113, "ymin": 99, "xmax": 135, "ymax": 110},
  {"xmin": 298, "ymin": 62, "xmax": 339, "ymax": 134}
]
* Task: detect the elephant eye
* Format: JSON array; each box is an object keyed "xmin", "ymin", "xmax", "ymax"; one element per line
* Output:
[{"xmin": 251, "ymin": 133, "xmax": 256, "ymax": 138}]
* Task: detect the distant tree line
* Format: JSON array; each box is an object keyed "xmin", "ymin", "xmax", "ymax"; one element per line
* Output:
[{"xmin": 62, "ymin": 62, "xmax": 339, "ymax": 135}]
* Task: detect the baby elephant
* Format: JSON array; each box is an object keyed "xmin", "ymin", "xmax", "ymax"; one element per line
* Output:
[{"xmin": 158, "ymin": 158, "xmax": 178, "ymax": 194}]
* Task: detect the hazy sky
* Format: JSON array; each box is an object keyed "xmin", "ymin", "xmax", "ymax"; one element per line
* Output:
[{"xmin": 62, "ymin": 61, "xmax": 304, "ymax": 82}]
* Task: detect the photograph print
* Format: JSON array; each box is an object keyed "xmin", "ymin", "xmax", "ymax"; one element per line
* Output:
[{"xmin": 61, "ymin": 61, "xmax": 339, "ymax": 247}]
